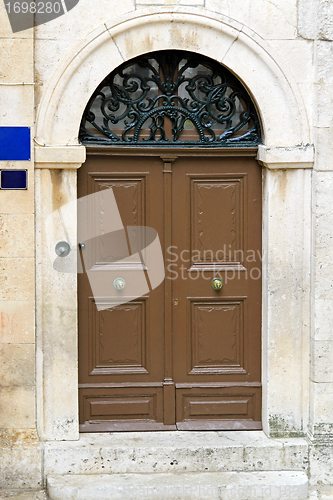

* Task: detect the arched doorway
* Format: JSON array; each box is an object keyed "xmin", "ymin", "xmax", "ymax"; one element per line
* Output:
[{"xmin": 77, "ymin": 50, "xmax": 262, "ymax": 432}]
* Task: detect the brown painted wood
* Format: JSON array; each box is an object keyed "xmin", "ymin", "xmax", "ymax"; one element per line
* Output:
[
  {"xmin": 171, "ymin": 156, "xmax": 262, "ymax": 429},
  {"xmin": 78, "ymin": 155, "xmax": 171, "ymax": 431},
  {"xmin": 162, "ymin": 157, "xmax": 177, "ymax": 426},
  {"xmin": 85, "ymin": 146, "xmax": 258, "ymax": 157},
  {"xmin": 78, "ymin": 151, "xmax": 262, "ymax": 431}
]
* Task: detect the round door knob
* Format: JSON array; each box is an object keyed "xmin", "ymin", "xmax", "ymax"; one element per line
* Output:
[
  {"xmin": 211, "ymin": 278, "xmax": 223, "ymax": 290},
  {"xmin": 113, "ymin": 277, "xmax": 126, "ymax": 291},
  {"xmin": 55, "ymin": 241, "xmax": 71, "ymax": 257}
]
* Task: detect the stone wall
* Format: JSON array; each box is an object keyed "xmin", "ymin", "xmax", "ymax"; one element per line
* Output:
[{"xmin": 0, "ymin": 1, "xmax": 42, "ymax": 493}]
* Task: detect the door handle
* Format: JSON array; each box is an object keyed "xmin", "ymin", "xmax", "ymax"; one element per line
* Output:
[
  {"xmin": 211, "ymin": 278, "xmax": 223, "ymax": 290},
  {"xmin": 113, "ymin": 278, "xmax": 126, "ymax": 291},
  {"xmin": 55, "ymin": 241, "xmax": 71, "ymax": 257}
]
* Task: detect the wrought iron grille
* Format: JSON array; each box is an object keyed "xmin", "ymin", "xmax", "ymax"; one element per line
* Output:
[{"xmin": 79, "ymin": 50, "xmax": 261, "ymax": 147}]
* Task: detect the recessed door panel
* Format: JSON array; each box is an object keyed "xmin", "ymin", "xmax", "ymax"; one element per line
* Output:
[
  {"xmin": 88, "ymin": 297, "xmax": 148, "ymax": 376},
  {"xmin": 190, "ymin": 176, "xmax": 245, "ymax": 267},
  {"xmin": 86, "ymin": 173, "xmax": 147, "ymax": 268},
  {"xmin": 79, "ymin": 386, "xmax": 165, "ymax": 432},
  {"xmin": 176, "ymin": 386, "xmax": 262, "ymax": 430},
  {"xmin": 188, "ymin": 299, "xmax": 246, "ymax": 375}
]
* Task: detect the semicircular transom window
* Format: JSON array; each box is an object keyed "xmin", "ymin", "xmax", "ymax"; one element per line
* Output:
[{"xmin": 79, "ymin": 50, "xmax": 261, "ymax": 147}]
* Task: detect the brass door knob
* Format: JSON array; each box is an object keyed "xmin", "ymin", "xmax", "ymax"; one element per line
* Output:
[{"xmin": 211, "ymin": 278, "xmax": 223, "ymax": 290}]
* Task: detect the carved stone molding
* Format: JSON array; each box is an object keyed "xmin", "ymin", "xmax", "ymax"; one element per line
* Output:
[
  {"xmin": 258, "ymin": 144, "xmax": 315, "ymax": 170},
  {"xmin": 34, "ymin": 145, "xmax": 86, "ymax": 169}
]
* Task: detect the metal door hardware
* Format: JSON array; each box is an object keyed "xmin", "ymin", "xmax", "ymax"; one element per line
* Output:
[
  {"xmin": 211, "ymin": 278, "xmax": 223, "ymax": 290},
  {"xmin": 55, "ymin": 241, "xmax": 71, "ymax": 257},
  {"xmin": 113, "ymin": 278, "xmax": 126, "ymax": 291}
]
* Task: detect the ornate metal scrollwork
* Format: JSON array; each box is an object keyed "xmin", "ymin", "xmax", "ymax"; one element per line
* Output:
[{"xmin": 79, "ymin": 50, "xmax": 261, "ymax": 147}]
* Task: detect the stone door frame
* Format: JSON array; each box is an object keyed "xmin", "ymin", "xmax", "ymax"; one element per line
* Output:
[{"xmin": 34, "ymin": 7, "xmax": 314, "ymax": 441}]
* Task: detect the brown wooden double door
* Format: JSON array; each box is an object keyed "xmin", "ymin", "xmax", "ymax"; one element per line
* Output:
[{"xmin": 78, "ymin": 150, "xmax": 262, "ymax": 431}]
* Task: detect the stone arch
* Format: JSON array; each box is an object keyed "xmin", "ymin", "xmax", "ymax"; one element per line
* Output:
[
  {"xmin": 35, "ymin": 7, "xmax": 310, "ymax": 149},
  {"xmin": 35, "ymin": 7, "xmax": 313, "ymax": 440}
]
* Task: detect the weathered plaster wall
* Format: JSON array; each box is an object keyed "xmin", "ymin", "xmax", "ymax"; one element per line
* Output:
[
  {"xmin": 0, "ymin": 0, "xmax": 35, "ymax": 432},
  {"xmin": 297, "ymin": 0, "xmax": 333, "ymax": 488},
  {"xmin": 35, "ymin": 168, "xmax": 78, "ymax": 442},
  {"xmin": 0, "ymin": 2, "xmax": 43, "ymax": 494}
]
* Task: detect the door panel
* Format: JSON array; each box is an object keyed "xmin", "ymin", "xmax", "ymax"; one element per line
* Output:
[
  {"xmin": 190, "ymin": 176, "xmax": 245, "ymax": 268},
  {"xmin": 171, "ymin": 157, "xmax": 262, "ymax": 429},
  {"xmin": 78, "ymin": 155, "xmax": 169, "ymax": 431},
  {"xmin": 88, "ymin": 297, "xmax": 149, "ymax": 376},
  {"xmin": 78, "ymin": 152, "xmax": 262, "ymax": 431},
  {"xmin": 187, "ymin": 298, "xmax": 247, "ymax": 375},
  {"xmin": 80, "ymin": 386, "xmax": 165, "ymax": 432},
  {"xmin": 176, "ymin": 386, "xmax": 261, "ymax": 430}
]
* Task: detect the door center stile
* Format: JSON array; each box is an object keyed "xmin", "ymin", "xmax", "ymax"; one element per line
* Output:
[{"xmin": 162, "ymin": 156, "xmax": 178, "ymax": 426}]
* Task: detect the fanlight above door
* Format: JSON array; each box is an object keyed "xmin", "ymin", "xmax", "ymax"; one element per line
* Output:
[{"xmin": 79, "ymin": 50, "xmax": 261, "ymax": 147}]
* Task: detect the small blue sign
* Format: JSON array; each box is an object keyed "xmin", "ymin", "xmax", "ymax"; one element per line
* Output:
[
  {"xmin": 0, "ymin": 127, "xmax": 31, "ymax": 161},
  {"xmin": 0, "ymin": 170, "xmax": 28, "ymax": 190}
]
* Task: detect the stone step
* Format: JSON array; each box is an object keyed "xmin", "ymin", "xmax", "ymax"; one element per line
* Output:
[
  {"xmin": 44, "ymin": 431, "xmax": 308, "ymax": 476},
  {"xmin": 0, "ymin": 493, "xmax": 47, "ymax": 500},
  {"xmin": 47, "ymin": 471, "xmax": 309, "ymax": 500}
]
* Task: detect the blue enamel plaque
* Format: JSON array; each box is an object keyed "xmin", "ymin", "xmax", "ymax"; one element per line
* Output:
[
  {"xmin": 0, "ymin": 170, "xmax": 28, "ymax": 190},
  {"xmin": 0, "ymin": 127, "xmax": 31, "ymax": 161}
]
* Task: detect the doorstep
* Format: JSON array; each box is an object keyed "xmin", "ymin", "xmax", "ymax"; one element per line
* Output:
[
  {"xmin": 44, "ymin": 430, "xmax": 309, "ymax": 475},
  {"xmin": 47, "ymin": 471, "xmax": 309, "ymax": 500}
]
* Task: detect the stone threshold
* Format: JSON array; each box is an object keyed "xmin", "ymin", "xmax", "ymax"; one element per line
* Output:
[{"xmin": 44, "ymin": 431, "xmax": 309, "ymax": 476}]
